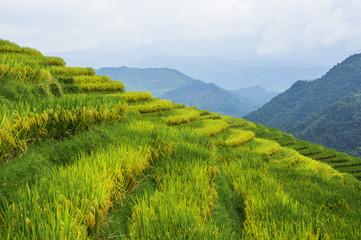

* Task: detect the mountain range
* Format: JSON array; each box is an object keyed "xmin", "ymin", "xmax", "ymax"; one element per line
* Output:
[
  {"xmin": 246, "ymin": 53, "xmax": 361, "ymax": 157},
  {"xmin": 96, "ymin": 67, "xmax": 275, "ymax": 117}
]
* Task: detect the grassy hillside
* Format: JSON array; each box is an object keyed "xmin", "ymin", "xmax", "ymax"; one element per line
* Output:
[
  {"xmin": 1, "ymin": 40, "xmax": 361, "ymax": 239},
  {"xmin": 97, "ymin": 66, "xmax": 259, "ymax": 117},
  {"xmin": 246, "ymin": 54, "xmax": 361, "ymax": 157}
]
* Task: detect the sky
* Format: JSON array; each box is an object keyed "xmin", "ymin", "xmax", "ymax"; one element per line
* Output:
[{"xmin": 1, "ymin": 0, "xmax": 361, "ymax": 66}]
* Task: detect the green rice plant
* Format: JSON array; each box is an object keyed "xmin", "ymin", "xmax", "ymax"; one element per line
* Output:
[
  {"xmin": 128, "ymin": 141, "xmax": 229, "ymax": 239},
  {"xmin": 40, "ymin": 56, "xmax": 66, "ymax": 66},
  {"xmin": 331, "ymin": 162, "xmax": 361, "ymax": 169},
  {"xmin": 174, "ymin": 103, "xmax": 185, "ymax": 108},
  {"xmin": 116, "ymin": 91, "xmax": 153, "ymax": 103},
  {"xmin": 298, "ymin": 144, "xmax": 325, "ymax": 156},
  {"xmin": 223, "ymin": 155, "xmax": 320, "ymax": 239},
  {"xmin": 257, "ymin": 130, "xmax": 283, "ymax": 140},
  {"xmin": 0, "ymin": 40, "xmax": 20, "ymax": 48},
  {"xmin": 311, "ymin": 148, "xmax": 338, "ymax": 160},
  {"xmin": 270, "ymin": 148, "xmax": 341, "ymax": 176},
  {"xmin": 354, "ymin": 173, "xmax": 361, "ymax": 180},
  {"xmin": 287, "ymin": 139, "xmax": 312, "ymax": 151},
  {"xmin": 334, "ymin": 165, "xmax": 361, "ymax": 174},
  {"xmin": 251, "ymin": 123, "xmax": 270, "ymax": 135},
  {"xmin": 0, "ymin": 40, "xmax": 42, "ymax": 56},
  {"xmin": 0, "ymin": 53, "xmax": 66, "ymax": 67},
  {"xmin": 0, "ymin": 141, "xmax": 159, "ymax": 239},
  {"xmin": 0, "ymin": 53, "xmax": 65, "ymax": 67},
  {"xmin": 330, "ymin": 156, "xmax": 361, "ymax": 179},
  {"xmin": 329, "ymin": 152, "xmax": 352, "ymax": 163},
  {"xmin": 196, "ymin": 119, "xmax": 229, "ymax": 137},
  {"xmin": 0, "ymin": 64, "xmax": 52, "ymax": 82},
  {"xmin": 199, "ymin": 109, "xmax": 211, "ymax": 116},
  {"xmin": 0, "ymin": 103, "xmax": 127, "ymax": 163},
  {"xmin": 199, "ymin": 112, "xmax": 221, "ymax": 120},
  {"xmin": 222, "ymin": 146, "xmax": 361, "ymax": 239},
  {"xmin": 2, "ymin": 93, "xmax": 127, "ymax": 118},
  {"xmin": 267, "ymin": 148, "xmax": 361, "ymax": 239},
  {"xmin": 226, "ymin": 117, "xmax": 257, "ymax": 130},
  {"xmin": 276, "ymin": 133, "xmax": 296, "ymax": 146},
  {"xmin": 220, "ymin": 115, "xmax": 234, "ymax": 123},
  {"xmin": 220, "ymin": 129, "xmax": 255, "ymax": 148},
  {"xmin": 57, "ymin": 76, "xmax": 75, "ymax": 84},
  {"xmin": 225, "ymin": 165, "xmax": 320, "ymax": 239},
  {"xmin": 165, "ymin": 107, "xmax": 200, "ymax": 126},
  {"xmin": 73, "ymin": 75, "xmax": 111, "ymax": 84},
  {"xmin": 236, "ymin": 138, "xmax": 281, "ymax": 155},
  {"xmin": 51, "ymin": 66, "xmax": 95, "ymax": 76},
  {"xmin": 78, "ymin": 82, "xmax": 125, "ymax": 92},
  {"xmin": 0, "ymin": 46, "xmax": 42, "ymax": 56},
  {"xmin": 129, "ymin": 99, "xmax": 175, "ymax": 114}
]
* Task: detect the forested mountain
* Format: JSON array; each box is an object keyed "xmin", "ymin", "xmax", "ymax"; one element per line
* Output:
[
  {"xmin": 246, "ymin": 54, "xmax": 361, "ymax": 157},
  {"xmin": 97, "ymin": 67, "xmax": 259, "ymax": 117},
  {"xmin": 292, "ymin": 92, "xmax": 361, "ymax": 157}
]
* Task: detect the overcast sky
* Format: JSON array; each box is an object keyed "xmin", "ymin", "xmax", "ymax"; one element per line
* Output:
[{"xmin": 1, "ymin": 0, "xmax": 361, "ymax": 65}]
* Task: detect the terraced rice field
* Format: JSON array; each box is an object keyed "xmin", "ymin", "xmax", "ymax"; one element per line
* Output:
[{"xmin": 1, "ymin": 39, "xmax": 361, "ymax": 239}]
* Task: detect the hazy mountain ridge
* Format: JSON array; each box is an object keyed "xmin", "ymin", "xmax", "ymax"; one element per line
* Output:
[
  {"xmin": 231, "ymin": 86, "xmax": 278, "ymax": 106},
  {"xmin": 161, "ymin": 80, "xmax": 259, "ymax": 117},
  {"xmin": 124, "ymin": 55, "xmax": 331, "ymax": 92},
  {"xmin": 97, "ymin": 66, "xmax": 260, "ymax": 117},
  {"xmin": 96, "ymin": 66, "xmax": 193, "ymax": 97},
  {"xmin": 246, "ymin": 53, "xmax": 361, "ymax": 157},
  {"xmin": 53, "ymin": 47, "xmax": 330, "ymax": 92}
]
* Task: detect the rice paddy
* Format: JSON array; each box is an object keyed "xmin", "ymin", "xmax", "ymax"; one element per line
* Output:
[{"xmin": 1, "ymin": 39, "xmax": 361, "ymax": 239}]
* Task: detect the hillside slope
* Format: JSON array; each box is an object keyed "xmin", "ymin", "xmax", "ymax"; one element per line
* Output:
[
  {"xmin": 97, "ymin": 66, "xmax": 260, "ymax": 117},
  {"xmin": 1, "ymin": 40, "xmax": 361, "ymax": 239},
  {"xmin": 246, "ymin": 54, "xmax": 361, "ymax": 157}
]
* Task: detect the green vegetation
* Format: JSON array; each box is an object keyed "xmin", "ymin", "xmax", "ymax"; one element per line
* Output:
[
  {"xmin": 246, "ymin": 54, "xmax": 361, "ymax": 158},
  {"xmin": 1, "ymin": 39, "xmax": 361, "ymax": 239},
  {"xmin": 78, "ymin": 81, "xmax": 125, "ymax": 92},
  {"xmin": 109, "ymin": 91, "xmax": 153, "ymax": 103},
  {"xmin": 51, "ymin": 66, "xmax": 95, "ymax": 76},
  {"xmin": 217, "ymin": 129, "xmax": 255, "ymax": 148},
  {"xmin": 165, "ymin": 107, "xmax": 200, "ymax": 126},
  {"xmin": 73, "ymin": 75, "xmax": 111, "ymax": 83},
  {"xmin": 128, "ymin": 98, "xmax": 175, "ymax": 114}
]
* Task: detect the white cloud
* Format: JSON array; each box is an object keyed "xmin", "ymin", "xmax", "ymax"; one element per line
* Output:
[
  {"xmin": 0, "ymin": 0, "xmax": 361, "ymax": 57},
  {"xmin": 254, "ymin": 0, "xmax": 361, "ymax": 54}
]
